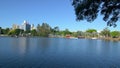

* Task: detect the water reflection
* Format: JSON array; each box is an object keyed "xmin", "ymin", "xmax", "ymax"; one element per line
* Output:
[
  {"xmin": 0, "ymin": 37, "xmax": 120, "ymax": 68},
  {"xmin": 10, "ymin": 37, "xmax": 30, "ymax": 56},
  {"xmin": 18, "ymin": 37, "xmax": 30, "ymax": 55},
  {"xmin": 37, "ymin": 38, "xmax": 51, "ymax": 51}
]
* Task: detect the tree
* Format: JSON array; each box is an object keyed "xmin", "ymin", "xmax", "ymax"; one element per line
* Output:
[
  {"xmin": 54, "ymin": 26, "xmax": 59, "ymax": 32},
  {"xmin": 110, "ymin": 31, "xmax": 120, "ymax": 38},
  {"xmin": 72, "ymin": 0, "xmax": 120, "ymax": 27},
  {"xmin": 0, "ymin": 27, "xmax": 1, "ymax": 34},
  {"xmin": 86, "ymin": 29, "xmax": 97, "ymax": 37},
  {"xmin": 52, "ymin": 26, "xmax": 60, "ymax": 35},
  {"xmin": 36, "ymin": 24, "xmax": 41, "ymax": 36},
  {"xmin": 64, "ymin": 29, "xmax": 72, "ymax": 35},
  {"xmin": 100, "ymin": 28, "xmax": 110, "ymax": 37},
  {"xmin": 0, "ymin": 28, "xmax": 10, "ymax": 35},
  {"xmin": 58, "ymin": 29, "xmax": 72, "ymax": 36},
  {"xmin": 37, "ymin": 23, "xmax": 52, "ymax": 37},
  {"xmin": 8, "ymin": 29, "xmax": 21, "ymax": 36},
  {"xmin": 86, "ymin": 29, "xmax": 97, "ymax": 33},
  {"xmin": 76, "ymin": 31, "xmax": 84, "ymax": 36},
  {"xmin": 4, "ymin": 28, "xmax": 10, "ymax": 35},
  {"xmin": 31, "ymin": 29, "xmax": 37, "ymax": 36},
  {"xmin": 24, "ymin": 30, "xmax": 30, "ymax": 34}
]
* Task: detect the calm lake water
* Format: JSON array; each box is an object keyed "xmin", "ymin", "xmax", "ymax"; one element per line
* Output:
[{"xmin": 0, "ymin": 37, "xmax": 120, "ymax": 68}]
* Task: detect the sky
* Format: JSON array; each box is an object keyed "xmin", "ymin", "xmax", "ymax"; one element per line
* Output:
[{"xmin": 0, "ymin": 0, "xmax": 120, "ymax": 31}]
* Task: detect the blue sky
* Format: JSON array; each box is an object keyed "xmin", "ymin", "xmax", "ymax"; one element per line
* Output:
[{"xmin": 0, "ymin": 0, "xmax": 120, "ymax": 31}]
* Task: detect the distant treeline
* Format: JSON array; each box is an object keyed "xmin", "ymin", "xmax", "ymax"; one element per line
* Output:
[{"xmin": 0, "ymin": 23, "xmax": 120, "ymax": 39}]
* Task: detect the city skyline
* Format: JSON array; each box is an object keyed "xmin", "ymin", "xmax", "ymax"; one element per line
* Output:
[
  {"xmin": 0, "ymin": 0, "xmax": 120, "ymax": 31},
  {"xmin": 12, "ymin": 20, "xmax": 35, "ymax": 31}
]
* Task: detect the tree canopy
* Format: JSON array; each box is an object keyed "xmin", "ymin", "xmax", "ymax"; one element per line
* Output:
[
  {"xmin": 86, "ymin": 29, "xmax": 97, "ymax": 33},
  {"xmin": 100, "ymin": 28, "xmax": 110, "ymax": 37},
  {"xmin": 72, "ymin": 0, "xmax": 120, "ymax": 27},
  {"xmin": 8, "ymin": 29, "xmax": 23, "ymax": 36},
  {"xmin": 37, "ymin": 23, "xmax": 51, "ymax": 37},
  {"xmin": 110, "ymin": 31, "xmax": 120, "ymax": 38}
]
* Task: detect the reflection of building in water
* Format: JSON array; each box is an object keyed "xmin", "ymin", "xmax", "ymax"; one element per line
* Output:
[
  {"xmin": 19, "ymin": 37, "xmax": 29, "ymax": 55},
  {"xmin": 19, "ymin": 38, "xmax": 26, "ymax": 55}
]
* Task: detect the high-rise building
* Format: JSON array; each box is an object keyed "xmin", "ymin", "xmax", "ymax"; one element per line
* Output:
[
  {"xmin": 21, "ymin": 20, "xmax": 31, "ymax": 31},
  {"xmin": 31, "ymin": 24, "xmax": 35, "ymax": 30},
  {"xmin": 12, "ymin": 24, "xmax": 19, "ymax": 30}
]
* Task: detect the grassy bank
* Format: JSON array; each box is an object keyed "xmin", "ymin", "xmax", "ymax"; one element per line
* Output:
[{"xmin": 100, "ymin": 37, "xmax": 120, "ymax": 41}]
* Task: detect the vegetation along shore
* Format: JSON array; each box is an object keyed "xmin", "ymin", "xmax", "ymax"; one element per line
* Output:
[{"xmin": 0, "ymin": 23, "xmax": 120, "ymax": 41}]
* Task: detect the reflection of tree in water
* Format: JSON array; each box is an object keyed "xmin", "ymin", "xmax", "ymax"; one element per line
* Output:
[{"xmin": 37, "ymin": 38, "xmax": 51, "ymax": 53}]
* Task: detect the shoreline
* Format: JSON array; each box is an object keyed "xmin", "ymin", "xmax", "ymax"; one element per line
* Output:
[
  {"xmin": 79, "ymin": 37, "xmax": 120, "ymax": 41},
  {"xmin": 0, "ymin": 35, "xmax": 120, "ymax": 41},
  {"xmin": 101, "ymin": 37, "xmax": 120, "ymax": 41}
]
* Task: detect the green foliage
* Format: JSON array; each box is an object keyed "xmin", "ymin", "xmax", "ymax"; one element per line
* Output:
[
  {"xmin": 73, "ymin": 31, "xmax": 84, "ymax": 37},
  {"xmin": 100, "ymin": 28, "xmax": 110, "ymax": 37},
  {"xmin": 85, "ymin": 29, "xmax": 98, "ymax": 37},
  {"xmin": 24, "ymin": 30, "xmax": 30, "ymax": 34},
  {"xmin": 1, "ymin": 22, "xmax": 120, "ymax": 39},
  {"xmin": 52, "ymin": 26, "xmax": 59, "ymax": 34},
  {"xmin": 37, "ymin": 23, "xmax": 52, "ymax": 37},
  {"xmin": 4, "ymin": 28, "xmax": 10, "ymax": 34},
  {"xmin": 71, "ymin": 32, "xmax": 77, "ymax": 37},
  {"xmin": 8, "ymin": 29, "xmax": 23, "ymax": 36},
  {"xmin": 31, "ymin": 29, "xmax": 37, "ymax": 36},
  {"xmin": 72, "ymin": 0, "xmax": 120, "ymax": 27},
  {"xmin": 86, "ymin": 29, "xmax": 97, "ymax": 33},
  {"xmin": 0, "ymin": 27, "xmax": 2, "ymax": 34},
  {"xmin": 62, "ymin": 29, "xmax": 72, "ymax": 36},
  {"xmin": 110, "ymin": 31, "xmax": 120, "ymax": 38},
  {"xmin": 0, "ymin": 28, "xmax": 10, "ymax": 35}
]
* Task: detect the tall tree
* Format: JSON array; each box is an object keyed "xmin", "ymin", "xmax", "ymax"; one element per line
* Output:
[
  {"xmin": 31, "ymin": 29, "xmax": 37, "ymax": 36},
  {"xmin": 72, "ymin": 0, "xmax": 120, "ymax": 27},
  {"xmin": 76, "ymin": 31, "xmax": 84, "ymax": 36},
  {"xmin": 100, "ymin": 28, "xmax": 110, "ymax": 37},
  {"xmin": 86, "ymin": 29, "xmax": 97, "ymax": 37},
  {"xmin": 4, "ymin": 28, "xmax": 10, "ymax": 35},
  {"xmin": 64, "ymin": 29, "xmax": 72, "ymax": 35},
  {"xmin": 37, "ymin": 23, "xmax": 52, "ymax": 37},
  {"xmin": 53, "ymin": 26, "xmax": 59, "ymax": 35},
  {"xmin": 36, "ymin": 24, "xmax": 41, "ymax": 36}
]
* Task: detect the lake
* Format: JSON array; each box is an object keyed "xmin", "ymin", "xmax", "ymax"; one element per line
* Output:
[{"xmin": 0, "ymin": 37, "xmax": 120, "ymax": 68}]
